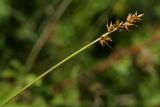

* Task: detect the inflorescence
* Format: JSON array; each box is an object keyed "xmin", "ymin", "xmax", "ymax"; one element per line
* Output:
[{"xmin": 100, "ymin": 12, "xmax": 144, "ymax": 46}]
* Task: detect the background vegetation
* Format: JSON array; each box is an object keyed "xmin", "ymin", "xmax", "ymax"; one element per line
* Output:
[{"xmin": 0, "ymin": 0, "xmax": 160, "ymax": 106}]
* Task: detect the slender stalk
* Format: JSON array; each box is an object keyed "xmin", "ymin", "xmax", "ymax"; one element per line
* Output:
[{"xmin": 0, "ymin": 37, "xmax": 100, "ymax": 107}]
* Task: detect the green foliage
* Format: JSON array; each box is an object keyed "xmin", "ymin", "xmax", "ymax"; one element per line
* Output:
[{"xmin": 0, "ymin": 0, "xmax": 160, "ymax": 106}]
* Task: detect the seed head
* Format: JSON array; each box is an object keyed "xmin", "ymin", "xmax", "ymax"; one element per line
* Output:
[
  {"xmin": 100, "ymin": 12, "xmax": 144, "ymax": 46},
  {"xmin": 100, "ymin": 34, "xmax": 112, "ymax": 46}
]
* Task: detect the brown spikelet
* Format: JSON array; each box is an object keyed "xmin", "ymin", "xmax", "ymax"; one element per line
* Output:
[
  {"xmin": 107, "ymin": 21, "xmax": 115, "ymax": 33},
  {"xmin": 100, "ymin": 12, "xmax": 144, "ymax": 46},
  {"xmin": 100, "ymin": 34, "xmax": 112, "ymax": 46},
  {"xmin": 127, "ymin": 13, "xmax": 132, "ymax": 22},
  {"xmin": 115, "ymin": 20, "xmax": 124, "ymax": 30}
]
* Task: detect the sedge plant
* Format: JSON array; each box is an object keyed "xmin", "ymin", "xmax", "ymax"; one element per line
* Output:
[{"xmin": 0, "ymin": 12, "xmax": 144, "ymax": 107}]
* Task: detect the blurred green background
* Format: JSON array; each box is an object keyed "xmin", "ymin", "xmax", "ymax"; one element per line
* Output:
[{"xmin": 0, "ymin": 0, "xmax": 160, "ymax": 107}]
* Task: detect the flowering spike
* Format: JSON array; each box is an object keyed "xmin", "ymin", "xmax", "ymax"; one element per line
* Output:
[{"xmin": 99, "ymin": 12, "xmax": 144, "ymax": 46}]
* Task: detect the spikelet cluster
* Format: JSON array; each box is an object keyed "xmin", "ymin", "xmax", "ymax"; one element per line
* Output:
[{"xmin": 100, "ymin": 12, "xmax": 144, "ymax": 46}]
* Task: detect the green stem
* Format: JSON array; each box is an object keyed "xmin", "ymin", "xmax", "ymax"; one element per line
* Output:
[{"xmin": 0, "ymin": 37, "xmax": 100, "ymax": 107}]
